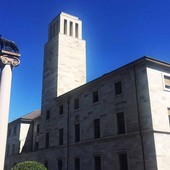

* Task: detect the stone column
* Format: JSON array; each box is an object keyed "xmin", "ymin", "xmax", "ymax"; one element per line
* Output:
[{"xmin": 0, "ymin": 55, "xmax": 20, "ymax": 170}]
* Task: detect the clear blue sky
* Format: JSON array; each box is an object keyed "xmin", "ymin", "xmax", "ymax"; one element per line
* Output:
[{"xmin": 1, "ymin": 0, "xmax": 170, "ymax": 122}]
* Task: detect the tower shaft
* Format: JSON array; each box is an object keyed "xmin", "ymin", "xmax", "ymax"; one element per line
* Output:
[{"xmin": 42, "ymin": 12, "xmax": 86, "ymax": 105}]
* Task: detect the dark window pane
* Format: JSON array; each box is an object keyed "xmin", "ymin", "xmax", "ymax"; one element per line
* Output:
[
  {"xmin": 46, "ymin": 110, "xmax": 50, "ymax": 120},
  {"xmin": 75, "ymin": 158, "xmax": 80, "ymax": 170},
  {"xmin": 94, "ymin": 119, "xmax": 100, "ymax": 138},
  {"xmin": 119, "ymin": 153, "xmax": 128, "ymax": 170},
  {"xmin": 46, "ymin": 132, "xmax": 49, "ymax": 148},
  {"xmin": 59, "ymin": 129, "xmax": 64, "ymax": 145},
  {"xmin": 75, "ymin": 124, "xmax": 80, "ymax": 142},
  {"xmin": 93, "ymin": 91, "xmax": 99, "ymax": 103},
  {"xmin": 94, "ymin": 156, "xmax": 101, "ymax": 170},
  {"xmin": 58, "ymin": 159, "xmax": 63, "ymax": 170},
  {"xmin": 74, "ymin": 98, "xmax": 79, "ymax": 110},
  {"xmin": 37, "ymin": 124, "xmax": 40, "ymax": 133},
  {"xmin": 117, "ymin": 112, "xmax": 125, "ymax": 134},
  {"xmin": 115, "ymin": 81, "xmax": 122, "ymax": 95},
  {"xmin": 59, "ymin": 104, "xmax": 64, "ymax": 115}
]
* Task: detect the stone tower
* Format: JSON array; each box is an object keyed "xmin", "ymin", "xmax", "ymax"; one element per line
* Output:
[{"xmin": 42, "ymin": 12, "xmax": 86, "ymax": 105}]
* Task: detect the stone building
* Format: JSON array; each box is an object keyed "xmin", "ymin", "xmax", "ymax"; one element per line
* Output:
[{"xmin": 4, "ymin": 12, "xmax": 170, "ymax": 170}]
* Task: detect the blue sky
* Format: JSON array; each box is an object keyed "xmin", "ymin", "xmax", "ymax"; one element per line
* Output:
[{"xmin": 1, "ymin": 0, "xmax": 170, "ymax": 122}]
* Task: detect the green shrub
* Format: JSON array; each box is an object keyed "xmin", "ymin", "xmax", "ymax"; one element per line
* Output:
[{"xmin": 11, "ymin": 161, "xmax": 47, "ymax": 170}]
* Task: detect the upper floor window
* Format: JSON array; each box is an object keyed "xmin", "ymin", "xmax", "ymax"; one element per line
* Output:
[
  {"xmin": 13, "ymin": 125, "xmax": 17, "ymax": 135},
  {"xmin": 115, "ymin": 81, "xmax": 122, "ymax": 95},
  {"xmin": 59, "ymin": 104, "xmax": 64, "ymax": 115},
  {"xmin": 46, "ymin": 110, "xmax": 50, "ymax": 120},
  {"xmin": 74, "ymin": 98, "xmax": 79, "ymax": 110},
  {"xmin": 70, "ymin": 21, "xmax": 73, "ymax": 36},
  {"xmin": 117, "ymin": 112, "xmax": 125, "ymax": 134},
  {"xmin": 94, "ymin": 118, "xmax": 100, "ymax": 138},
  {"xmin": 75, "ymin": 23, "xmax": 79, "ymax": 38},
  {"xmin": 75, "ymin": 124, "xmax": 80, "ymax": 142},
  {"xmin": 45, "ymin": 132, "xmax": 49, "ymax": 148},
  {"xmin": 8, "ymin": 128, "xmax": 11, "ymax": 137},
  {"xmin": 64, "ymin": 19, "xmax": 67, "ymax": 34},
  {"xmin": 37, "ymin": 124, "xmax": 40, "ymax": 133},
  {"xmin": 167, "ymin": 108, "xmax": 170, "ymax": 126},
  {"xmin": 59, "ymin": 128, "xmax": 64, "ymax": 145},
  {"xmin": 93, "ymin": 91, "xmax": 99, "ymax": 103},
  {"xmin": 164, "ymin": 75, "xmax": 170, "ymax": 90}
]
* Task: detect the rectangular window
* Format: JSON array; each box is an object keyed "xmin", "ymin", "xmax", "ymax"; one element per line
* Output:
[
  {"xmin": 8, "ymin": 129, "xmax": 11, "ymax": 137},
  {"xmin": 53, "ymin": 23, "xmax": 56, "ymax": 37},
  {"xmin": 115, "ymin": 81, "xmax": 122, "ymax": 95},
  {"xmin": 49, "ymin": 25, "xmax": 52, "ymax": 40},
  {"xmin": 45, "ymin": 132, "xmax": 49, "ymax": 148},
  {"xmin": 37, "ymin": 124, "xmax": 40, "ymax": 133},
  {"xmin": 35, "ymin": 142, "xmax": 39, "ymax": 150},
  {"xmin": 167, "ymin": 108, "xmax": 170, "ymax": 125},
  {"xmin": 75, "ymin": 158, "xmax": 80, "ymax": 170},
  {"xmin": 64, "ymin": 19, "xmax": 67, "ymax": 34},
  {"xmin": 75, "ymin": 23, "xmax": 79, "ymax": 38},
  {"xmin": 58, "ymin": 159, "xmax": 63, "ymax": 170},
  {"xmin": 164, "ymin": 75, "xmax": 170, "ymax": 90},
  {"xmin": 59, "ymin": 104, "xmax": 64, "ymax": 115},
  {"xmin": 6, "ymin": 144, "xmax": 10, "ymax": 156},
  {"xmin": 12, "ymin": 144, "xmax": 15, "ymax": 155},
  {"xmin": 13, "ymin": 125, "xmax": 17, "ymax": 135},
  {"xmin": 44, "ymin": 160, "xmax": 48, "ymax": 169},
  {"xmin": 74, "ymin": 98, "xmax": 79, "ymax": 110},
  {"xmin": 94, "ymin": 155, "xmax": 102, "ymax": 170},
  {"xmin": 119, "ymin": 152, "xmax": 128, "ymax": 170},
  {"xmin": 75, "ymin": 124, "xmax": 80, "ymax": 142},
  {"xmin": 117, "ymin": 112, "xmax": 125, "ymax": 134},
  {"xmin": 46, "ymin": 110, "xmax": 50, "ymax": 120},
  {"xmin": 94, "ymin": 118, "xmax": 100, "ymax": 138},
  {"xmin": 93, "ymin": 91, "xmax": 99, "ymax": 103},
  {"xmin": 70, "ymin": 21, "xmax": 73, "ymax": 36},
  {"xmin": 59, "ymin": 129, "xmax": 64, "ymax": 145}
]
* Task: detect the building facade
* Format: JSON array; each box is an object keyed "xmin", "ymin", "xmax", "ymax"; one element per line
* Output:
[{"xmin": 5, "ymin": 12, "xmax": 170, "ymax": 170}]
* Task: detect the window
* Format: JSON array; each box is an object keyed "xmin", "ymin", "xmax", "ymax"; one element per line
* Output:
[
  {"xmin": 44, "ymin": 160, "xmax": 48, "ymax": 169},
  {"xmin": 75, "ymin": 158, "xmax": 80, "ymax": 170},
  {"xmin": 167, "ymin": 108, "xmax": 170, "ymax": 125},
  {"xmin": 59, "ymin": 104, "xmax": 64, "ymax": 115},
  {"xmin": 74, "ymin": 98, "xmax": 79, "ymax": 110},
  {"xmin": 46, "ymin": 110, "xmax": 50, "ymax": 120},
  {"xmin": 75, "ymin": 124, "xmax": 80, "ymax": 142},
  {"xmin": 58, "ymin": 159, "xmax": 63, "ymax": 170},
  {"xmin": 117, "ymin": 112, "xmax": 125, "ymax": 134},
  {"xmin": 59, "ymin": 129, "xmax": 64, "ymax": 145},
  {"xmin": 13, "ymin": 125, "xmax": 17, "ymax": 135},
  {"xmin": 53, "ymin": 23, "xmax": 56, "ymax": 37},
  {"xmin": 64, "ymin": 19, "xmax": 67, "ymax": 34},
  {"xmin": 119, "ymin": 152, "xmax": 128, "ymax": 170},
  {"xmin": 49, "ymin": 25, "xmax": 52, "ymax": 40},
  {"xmin": 94, "ymin": 119, "xmax": 100, "ymax": 138},
  {"xmin": 6, "ymin": 144, "xmax": 10, "ymax": 156},
  {"xmin": 164, "ymin": 75, "xmax": 170, "ymax": 90},
  {"xmin": 37, "ymin": 124, "xmax": 40, "ymax": 133},
  {"xmin": 115, "ymin": 81, "xmax": 122, "ymax": 95},
  {"xmin": 35, "ymin": 142, "xmax": 39, "ymax": 150},
  {"xmin": 94, "ymin": 155, "xmax": 102, "ymax": 170},
  {"xmin": 12, "ymin": 144, "xmax": 15, "ymax": 155},
  {"xmin": 75, "ymin": 23, "xmax": 79, "ymax": 38},
  {"xmin": 70, "ymin": 21, "xmax": 73, "ymax": 36},
  {"xmin": 93, "ymin": 91, "xmax": 99, "ymax": 103},
  {"xmin": 8, "ymin": 129, "xmax": 11, "ymax": 137},
  {"xmin": 45, "ymin": 132, "xmax": 49, "ymax": 148}
]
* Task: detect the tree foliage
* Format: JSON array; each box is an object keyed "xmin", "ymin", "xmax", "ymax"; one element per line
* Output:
[{"xmin": 11, "ymin": 161, "xmax": 47, "ymax": 170}]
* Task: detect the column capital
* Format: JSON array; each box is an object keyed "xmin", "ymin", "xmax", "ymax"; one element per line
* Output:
[{"xmin": 0, "ymin": 55, "xmax": 20, "ymax": 67}]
